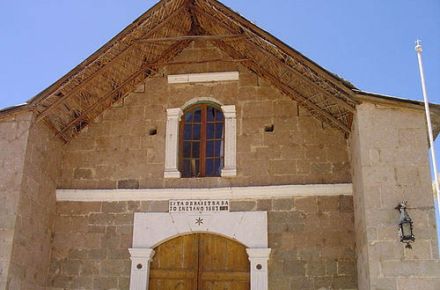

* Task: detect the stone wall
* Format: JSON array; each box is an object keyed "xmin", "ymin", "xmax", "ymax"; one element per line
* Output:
[
  {"xmin": 351, "ymin": 102, "xmax": 440, "ymax": 290},
  {"xmin": 0, "ymin": 112, "xmax": 32, "ymax": 290},
  {"xmin": 59, "ymin": 41, "xmax": 351, "ymax": 190},
  {"xmin": 48, "ymin": 195, "xmax": 356, "ymax": 290},
  {"xmin": 2, "ymin": 118, "xmax": 63, "ymax": 290}
]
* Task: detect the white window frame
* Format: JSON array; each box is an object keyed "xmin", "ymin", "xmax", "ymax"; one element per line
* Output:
[{"xmin": 164, "ymin": 102, "xmax": 237, "ymax": 178}]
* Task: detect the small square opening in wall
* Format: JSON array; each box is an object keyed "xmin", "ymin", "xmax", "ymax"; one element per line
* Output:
[
  {"xmin": 264, "ymin": 125, "xmax": 274, "ymax": 133},
  {"xmin": 149, "ymin": 128, "xmax": 157, "ymax": 136}
]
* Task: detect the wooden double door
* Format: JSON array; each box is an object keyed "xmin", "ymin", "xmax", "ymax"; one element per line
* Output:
[{"xmin": 149, "ymin": 233, "xmax": 250, "ymax": 290}]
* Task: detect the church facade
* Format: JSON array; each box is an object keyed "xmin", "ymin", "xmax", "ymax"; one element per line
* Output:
[{"xmin": 1, "ymin": 1, "xmax": 439, "ymax": 289}]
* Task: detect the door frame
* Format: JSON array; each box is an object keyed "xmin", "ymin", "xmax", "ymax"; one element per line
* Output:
[{"xmin": 129, "ymin": 212, "xmax": 270, "ymax": 290}]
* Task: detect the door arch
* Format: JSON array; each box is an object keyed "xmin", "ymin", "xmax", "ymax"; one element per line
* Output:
[
  {"xmin": 149, "ymin": 233, "xmax": 250, "ymax": 290},
  {"xmin": 129, "ymin": 212, "xmax": 270, "ymax": 290}
]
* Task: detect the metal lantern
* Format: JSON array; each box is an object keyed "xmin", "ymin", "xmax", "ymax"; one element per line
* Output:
[{"xmin": 395, "ymin": 201, "xmax": 415, "ymax": 249}]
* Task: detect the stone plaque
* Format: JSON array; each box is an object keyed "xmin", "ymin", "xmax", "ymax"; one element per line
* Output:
[{"xmin": 169, "ymin": 199, "xmax": 230, "ymax": 213}]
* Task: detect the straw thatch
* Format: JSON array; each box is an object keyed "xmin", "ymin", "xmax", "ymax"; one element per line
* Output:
[{"xmin": 23, "ymin": 0, "xmax": 359, "ymax": 142}]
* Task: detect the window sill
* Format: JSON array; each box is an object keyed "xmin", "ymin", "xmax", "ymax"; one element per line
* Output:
[{"xmin": 164, "ymin": 169, "xmax": 237, "ymax": 179}]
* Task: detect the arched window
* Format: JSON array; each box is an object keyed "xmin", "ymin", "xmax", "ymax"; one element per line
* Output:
[
  {"xmin": 179, "ymin": 104, "xmax": 224, "ymax": 177},
  {"xmin": 164, "ymin": 103, "xmax": 235, "ymax": 179}
]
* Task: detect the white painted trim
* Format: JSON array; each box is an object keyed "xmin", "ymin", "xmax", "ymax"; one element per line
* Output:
[
  {"xmin": 164, "ymin": 108, "xmax": 183, "ymax": 178},
  {"xmin": 221, "ymin": 105, "xmax": 237, "ymax": 177},
  {"xmin": 56, "ymin": 183, "xmax": 353, "ymax": 201},
  {"xmin": 247, "ymin": 248, "xmax": 271, "ymax": 290},
  {"xmin": 128, "ymin": 248, "xmax": 155, "ymax": 290},
  {"xmin": 220, "ymin": 168, "xmax": 237, "ymax": 177},
  {"xmin": 168, "ymin": 71, "xmax": 239, "ymax": 84},
  {"xmin": 181, "ymin": 97, "xmax": 224, "ymax": 110},
  {"xmin": 129, "ymin": 212, "xmax": 269, "ymax": 290},
  {"xmin": 132, "ymin": 212, "xmax": 268, "ymax": 248}
]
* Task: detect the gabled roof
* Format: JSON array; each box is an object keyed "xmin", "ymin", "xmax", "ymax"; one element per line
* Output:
[{"xmin": 2, "ymin": 0, "xmax": 361, "ymax": 142}]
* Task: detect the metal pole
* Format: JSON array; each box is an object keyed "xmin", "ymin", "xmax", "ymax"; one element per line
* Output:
[{"xmin": 415, "ymin": 40, "xmax": 440, "ymax": 252}]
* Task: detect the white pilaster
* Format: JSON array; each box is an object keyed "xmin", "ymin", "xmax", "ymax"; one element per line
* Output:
[
  {"xmin": 221, "ymin": 105, "xmax": 237, "ymax": 177},
  {"xmin": 164, "ymin": 108, "xmax": 183, "ymax": 178},
  {"xmin": 247, "ymin": 248, "xmax": 271, "ymax": 290},
  {"xmin": 129, "ymin": 248, "xmax": 155, "ymax": 290}
]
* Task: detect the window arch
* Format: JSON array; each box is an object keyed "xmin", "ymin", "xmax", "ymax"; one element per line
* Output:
[
  {"xmin": 180, "ymin": 103, "xmax": 224, "ymax": 177},
  {"xmin": 164, "ymin": 104, "xmax": 236, "ymax": 178}
]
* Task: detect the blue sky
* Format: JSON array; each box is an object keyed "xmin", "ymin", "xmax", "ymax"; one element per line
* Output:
[{"xmin": 0, "ymin": 0, "xmax": 439, "ymax": 108}]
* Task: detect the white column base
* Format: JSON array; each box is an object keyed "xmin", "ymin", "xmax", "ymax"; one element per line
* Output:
[
  {"xmin": 164, "ymin": 170, "xmax": 181, "ymax": 178},
  {"xmin": 247, "ymin": 248, "xmax": 271, "ymax": 290},
  {"xmin": 129, "ymin": 248, "xmax": 155, "ymax": 290},
  {"xmin": 221, "ymin": 168, "xmax": 237, "ymax": 177}
]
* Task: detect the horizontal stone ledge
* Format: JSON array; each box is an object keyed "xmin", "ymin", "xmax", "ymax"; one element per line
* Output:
[
  {"xmin": 167, "ymin": 71, "xmax": 239, "ymax": 84},
  {"xmin": 56, "ymin": 183, "xmax": 352, "ymax": 202}
]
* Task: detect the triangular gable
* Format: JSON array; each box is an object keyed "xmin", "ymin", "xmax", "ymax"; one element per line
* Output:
[{"xmin": 25, "ymin": 0, "xmax": 357, "ymax": 142}]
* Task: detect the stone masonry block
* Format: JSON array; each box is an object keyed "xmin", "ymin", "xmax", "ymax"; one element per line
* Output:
[
  {"xmin": 57, "ymin": 202, "xmax": 102, "ymax": 215},
  {"xmin": 397, "ymin": 278, "xmax": 440, "ymax": 290},
  {"xmin": 272, "ymin": 198, "xmax": 294, "ymax": 211},
  {"xmin": 93, "ymin": 277, "xmax": 119, "ymax": 289},
  {"xmin": 117, "ymin": 179, "xmax": 140, "ymax": 189},
  {"xmin": 229, "ymin": 200, "xmax": 256, "ymax": 211},
  {"xmin": 140, "ymin": 201, "xmax": 169, "ymax": 212},
  {"xmin": 256, "ymin": 199, "xmax": 272, "ymax": 211},
  {"xmin": 403, "ymin": 239, "xmax": 432, "ymax": 260},
  {"xmin": 382, "ymin": 260, "xmax": 440, "ymax": 277},
  {"xmin": 283, "ymin": 259, "xmax": 306, "ymax": 276},
  {"xmin": 101, "ymin": 259, "xmax": 130, "ymax": 275},
  {"xmin": 102, "ymin": 202, "xmax": 128, "ymax": 213},
  {"xmin": 294, "ymin": 197, "xmax": 318, "ymax": 214}
]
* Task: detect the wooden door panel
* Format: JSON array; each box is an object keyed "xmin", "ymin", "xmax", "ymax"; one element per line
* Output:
[
  {"xmin": 150, "ymin": 234, "xmax": 250, "ymax": 290},
  {"xmin": 200, "ymin": 281, "xmax": 249, "ymax": 290},
  {"xmin": 199, "ymin": 234, "xmax": 250, "ymax": 290},
  {"xmin": 149, "ymin": 279, "xmax": 196, "ymax": 290},
  {"xmin": 200, "ymin": 271, "xmax": 250, "ymax": 281},
  {"xmin": 149, "ymin": 234, "xmax": 198, "ymax": 290},
  {"xmin": 151, "ymin": 234, "xmax": 198, "ymax": 270},
  {"xmin": 150, "ymin": 269, "xmax": 197, "ymax": 279}
]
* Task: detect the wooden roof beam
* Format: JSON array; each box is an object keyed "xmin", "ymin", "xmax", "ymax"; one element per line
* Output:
[
  {"xmin": 187, "ymin": 0, "xmax": 202, "ymax": 35},
  {"xmin": 165, "ymin": 58, "xmax": 248, "ymax": 66},
  {"xmin": 56, "ymin": 40, "xmax": 192, "ymax": 140},
  {"xmin": 194, "ymin": 6, "xmax": 355, "ymax": 113},
  {"xmin": 36, "ymin": 4, "xmax": 189, "ymax": 123},
  {"xmin": 137, "ymin": 34, "xmax": 245, "ymax": 42},
  {"xmin": 29, "ymin": 0, "xmax": 188, "ymax": 106},
  {"xmin": 213, "ymin": 40, "xmax": 351, "ymax": 134},
  {"xmin": 202, "ymin": 0, "xmax": 357, "ymax": 97}
]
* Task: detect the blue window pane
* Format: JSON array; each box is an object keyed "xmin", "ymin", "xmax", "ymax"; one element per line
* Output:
[
  {"xmin": 215, "ymin": 123, "xmax": 224, "ymax": 139},
  {"xmin": 183, "ymin": 160, "xmax": 191, "ymax": 177},
  {"xmin": 206, "ymin": 141, "xmax": 215, "ymax": 157},
  {"xmin": 190, "ymin": 159, "xmax": 200, "ymax": 177},
  {"xmin": 193, "ymin": 108, "xmax": 201, "ymax": 122},
  {"xmin": 193, "ymin": 124, "xmax": 201, "ymax": 140},
  {"xmin": 184, "ymin": 112, "xmax": 193, "ymax": 122},
  {"xmin": 192, "ymin": 142, "xmax": 200, "ymax": 157},
  {"xmin": 216, "ymin": 110, "xmax": 224, "ymax": 121},
  {"xmin": 207, "ymin": 107, "xmax": 216, "ymax": 121},
  {"xmin": 214, "ymin": 140, "xmax": 222, "ymax": 156},
  {"xmin": 183, "ymin": 142, "xmax": 191, "ymax": 157},
  {"xmin": 207, "ymin": 123, "xmax": 215, "ymax": 139},
  {"xmin": 206, "ymin": 159, "xmax": 214, "ymax": 176},
  {"xmin": 214, "ymin": 159, "xmax": 221, "ymax": 175},
  {"xmin": 184, "ymin": 124, "xmax": 192, "ymax": 140}
]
